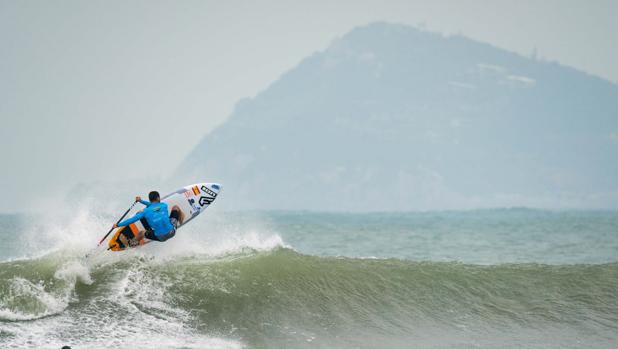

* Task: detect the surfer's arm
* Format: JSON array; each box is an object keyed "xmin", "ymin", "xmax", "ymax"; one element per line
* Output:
[
  {"xmin": 117, "ymin": 212, "xmax": 145, "ymax": 227},
  {"xmin": 135, "ymin": 196, "xmax": 151, "ymax": 207}
]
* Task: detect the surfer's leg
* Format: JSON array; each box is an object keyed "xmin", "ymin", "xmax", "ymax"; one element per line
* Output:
[
  {"xmin": 144, "ymin": 230, "xmax": 160, "ymax": 242},
  {"xmin": 117, "ymin": 231, "xmax": 138, "ymax": 248},
  {"xmin": 134, "ymin": 231, "xmax": 144, "ymax": 241},
  {"xmin": 169, "ymin": 209, "xmax": 180, "ymax": 229},
  {"xmin": 117, "ymin": 229, "xmax": 142, "ymax": 247},
  {"xmin": 118, "ymin": 233, "xmax": 130, "ymax": 248}
]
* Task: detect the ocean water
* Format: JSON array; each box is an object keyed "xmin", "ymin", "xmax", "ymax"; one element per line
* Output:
[{"xmin": 0, "ymin": 208, "xmax": 617, "ymax": 348}]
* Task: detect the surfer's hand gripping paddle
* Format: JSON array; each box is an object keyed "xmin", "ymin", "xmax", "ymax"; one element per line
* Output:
[{"xmin": 97, "ymin": 201, "xmax": 138, "ymax": 246}]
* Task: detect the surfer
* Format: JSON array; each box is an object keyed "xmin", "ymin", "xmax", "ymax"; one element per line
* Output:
[{"xmin": 113, "ymin": 191, "xmax": 180, "ymax": 247}]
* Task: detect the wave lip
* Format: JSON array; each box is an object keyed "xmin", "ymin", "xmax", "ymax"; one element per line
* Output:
[
  {"xmin": 0, "ymin": 277, "xmax": 68, "ymax": 321},
  {"xmin": 0, "ymin": 254, "xmax": 93, "ymax": 321}
]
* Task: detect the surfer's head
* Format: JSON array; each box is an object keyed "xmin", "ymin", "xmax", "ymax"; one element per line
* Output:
[{"xmin": 149, "ymin": 191, "xmax": 161, "ymax": 202}]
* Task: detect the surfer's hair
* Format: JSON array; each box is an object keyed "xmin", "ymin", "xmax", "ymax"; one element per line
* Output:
[{"xmin": 149, "ymin": 191, "xmax": 160, "ymax": 202}]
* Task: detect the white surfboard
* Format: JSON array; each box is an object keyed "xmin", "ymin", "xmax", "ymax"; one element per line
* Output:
[{"xmin": 108, "ymin": 182, "xmax": 222, "ymax": 251}]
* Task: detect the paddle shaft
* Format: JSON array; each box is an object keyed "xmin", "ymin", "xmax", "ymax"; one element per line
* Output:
[{"xmin": 97, "ymin": 201, "xmax": 137, "ymax": 245}]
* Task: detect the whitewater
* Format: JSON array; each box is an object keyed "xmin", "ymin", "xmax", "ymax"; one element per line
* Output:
[{"xmin": 1, "ymin": 208, "xmax": 617, "ymax": 348}]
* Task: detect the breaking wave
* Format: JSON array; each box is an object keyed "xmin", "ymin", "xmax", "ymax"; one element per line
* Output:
[{"xmin": 1, "ymin": 246, "xmax": 617, "ymax": 348}]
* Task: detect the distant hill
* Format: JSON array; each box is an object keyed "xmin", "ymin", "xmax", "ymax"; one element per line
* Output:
[{"xmin": 176, "ymin": 22, "xmax": 618, "ymax": 211}]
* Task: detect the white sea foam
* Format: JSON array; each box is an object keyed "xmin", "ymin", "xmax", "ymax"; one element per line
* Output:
[
  {"xmin": 1, "ymin": 253, "xmax": 245, "ymax": 348},
  {"xmin": 1, "ymin": 316, "xmax": 244, "ymax": 349},
  {"xmin": 55, "ymin": 260, "xmax": 93, "ymax": 285}
]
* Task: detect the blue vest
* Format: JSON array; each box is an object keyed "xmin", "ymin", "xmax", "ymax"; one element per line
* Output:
[{"xmin": 143, "ymin": 202, "xmax": 174, "ymax": 237}]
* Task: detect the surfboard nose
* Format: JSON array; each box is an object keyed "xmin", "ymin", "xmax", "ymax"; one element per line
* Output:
[{"xmin": 210, "ymin": 183, "xmax": 222, "ymax": 193}]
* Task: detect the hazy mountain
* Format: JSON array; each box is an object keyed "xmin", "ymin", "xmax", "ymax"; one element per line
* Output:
[{"xmin": 176, "ymin": 22, "xmax": 618, "ymax": 211}]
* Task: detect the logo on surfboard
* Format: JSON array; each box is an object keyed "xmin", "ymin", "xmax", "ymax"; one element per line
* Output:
[{"xmin": 201, "ymin": 186, "xmax": 217, "ymax": 197}]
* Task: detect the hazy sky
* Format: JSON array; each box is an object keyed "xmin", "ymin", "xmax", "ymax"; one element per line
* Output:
[{"xmin": 1, "ymin": 0, "xmax": 617, "ymax": 212}]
